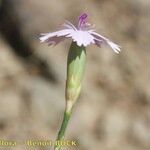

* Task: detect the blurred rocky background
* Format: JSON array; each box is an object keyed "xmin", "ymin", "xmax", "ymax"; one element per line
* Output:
[{"xmin": 0, "ymin": 0, "xmax": 150, "ymax": 150}]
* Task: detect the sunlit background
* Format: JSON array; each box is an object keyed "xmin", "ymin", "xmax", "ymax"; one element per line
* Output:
[{"xmin": 0, "ymin": 0, "xmax": 150, "ymax": 150}]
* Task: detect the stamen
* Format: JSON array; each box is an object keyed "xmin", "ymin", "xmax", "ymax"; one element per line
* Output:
[{"xmin": 78, "ymin": 13, "xmax": 88, "ymax": 29}]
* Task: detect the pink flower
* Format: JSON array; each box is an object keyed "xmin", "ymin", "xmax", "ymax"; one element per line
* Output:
[{"xmin": 39, "ymin": 13, "xmax": 121, "ymax": 53}]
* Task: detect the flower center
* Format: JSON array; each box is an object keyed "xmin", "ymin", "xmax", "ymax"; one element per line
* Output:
[{"xmin": 78, "ymin": 13, "xmax": 88, "ymax": 29}]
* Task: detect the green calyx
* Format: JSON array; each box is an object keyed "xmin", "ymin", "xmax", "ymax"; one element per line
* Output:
[{"xmin": 66, "ymin": 42, "xmax": 86, "ymax": 105}]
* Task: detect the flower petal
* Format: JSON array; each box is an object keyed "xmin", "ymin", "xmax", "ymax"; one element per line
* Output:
[
  {"xmin": 67, "ymin": 30, "xmax": 95, "ymax": 47},
  {"xmin": 107, "ymin": 41, "xmax": 121, "ymax": 53},
  {"xmin": 64, "ymin": 21, "xmax": 77, "ymax": 31},
  {"xmin": 39, "ymin": 29, "xmax": 73, "ymax": 45},
  {"xmin": 62, "ymin": 23, "xmax": 74, "ymax": 30},
  {"xmin": 89, "ymin": 31, "xmax": 121, "ymax": 53}
]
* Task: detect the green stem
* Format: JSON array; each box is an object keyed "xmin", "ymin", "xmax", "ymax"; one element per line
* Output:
[{"xmin": 54, "ymin": 106, "xmax": 72, "ymax": 150}]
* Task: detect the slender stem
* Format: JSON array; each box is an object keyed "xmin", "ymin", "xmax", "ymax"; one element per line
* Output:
[{"xmin": 54, "ymin": 105, "xmax": 72, "ymax": 150}]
